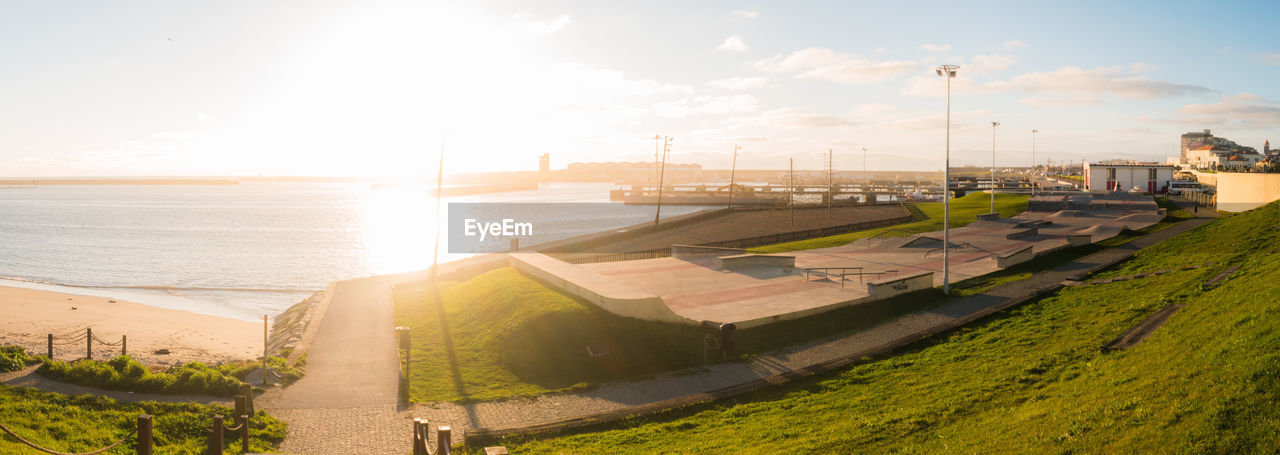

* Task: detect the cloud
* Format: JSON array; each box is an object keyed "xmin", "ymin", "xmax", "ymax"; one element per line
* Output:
[
  {"xmin": 1252, "ymin": 52, "xmax": 1280, "ymax": 65},
  {"xmin": 918, "ymin": 43, "xmax": 951, "ymax": 53},
  {"xmin": 731, "ymin": 10, "xmax": 759, "ymax": 19},
  {"xmin": 900, "ymin": 74, "xmax": 1013, "ymax": 97},
  {"xmin": 754, "ymin": 48, "xmax": 916, "ymax": 84},
  {"xmin": 706, "ymin": 77, "xmax": 769, "ymax": 90},
  {"xmin": 1001, "ymin": 40, "xmax": 1028, "ymax": 50},
  {"xmin": 967, "ymin": 54, "xmax": 1017, "ymax": 74},
  {"xmin": 1018, "ymin": 97, "xmax": 1102, "ymax": 107},
  {"xmin": 724, "ymin": 107, "xmax": 856, "ymax": 129},
  {"xmin": 510, "ymin": 12, "xmax": 571, "ymax": 36},
  {"xmin": 1011, "ymin": 66, "xmax": 1211, "ymax": 99},
  {"xmin": 653, "ymin": 95, "xmax": 760, "ymax": 118},
  {"xmin": 1172, "ymin": 93, "xmax": 1280, "ymax": 128},
  {"xmin": 717, "ymin": 35, "xmax": 749, "ymax": 52}
]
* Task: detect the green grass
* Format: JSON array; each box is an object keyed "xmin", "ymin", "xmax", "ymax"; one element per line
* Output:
[
  {"xmin": 751, "ymin": 192, "xmax": 1029, "ymax": 253},
  {"xmin": 487, "ymin": 201, "xmax": 1280, "ymax": 453},
  {"xmin": 0, "ymin": 384, "xmax": 285, "ymax": 454},
  {"xmin": 0, "ymin": 345, "xmax": 40, "ymax": 372},
  {"xmin": 394, "ymin": 268, "xmax": 705, "ymax": 403},
  {"xmin": 39, "ymin": 356, "xmax": 248, "ymax": 396}
]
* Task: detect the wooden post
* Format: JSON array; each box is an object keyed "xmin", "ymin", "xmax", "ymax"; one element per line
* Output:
[
  {"xmin": 262, "ymin": 315, "xmax": 268, "ymax": 386},
  {"xmin": 122, "ymin": 335, "xmax": 127, "ymax": 356},
  {"xmin": 437, "ymin": 425, "xmax": 451, "ymax": 454},
  {"xmin": 47, "ymin": 334, "xmax": 52, "ymax": 358},
  {"xmin": 136, "ymin": 414, "xmax": 152, "ymax": 455},
  {"xmin": 240, "ymin": 414, "xmax": 250, "ymax": 454},
  {"xmin": 241, "ymin": 384, "xmax": 255, "ymax": 416},
  {"xmin": 209, "ymin": 415, "xmax": 224, "ymax": 455},
  {"xmin": 86, "ymin": 328, "xmax": 92, "ymax": 359},
  {"xmin": 412, "ymin": 418, "xmax": 427, "ymax": 455},
  {"xmin": 234, "ymin": 396, "xmax": 246, "ymax": 423}
]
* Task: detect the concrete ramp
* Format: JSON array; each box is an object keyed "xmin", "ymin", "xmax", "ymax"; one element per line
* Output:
[{"xmin": 509, "ymin": 253, "xmax": 696, "ymax": 325}]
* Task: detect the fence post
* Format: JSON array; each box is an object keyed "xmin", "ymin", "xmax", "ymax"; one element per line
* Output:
[
  {"xmin": 208, "ymin": 415, "xmax": 223, "ymax": 455},
  {"xmin": 240, "ymin": 384, "xmax": 254, "ymax": 416},
  {"xmin": 235, "ymin": 396, "xmax": 246, "ymax": 423},
  {"xmin": 86, "ymin": 328, "xmax": 92, "ymax": 359},
  {"xmin": 122, "ymin": 335, "xmax": 127, "ymax": 356},
  {"xmin": 47, "ymin": 334, "xmax": 52, "ymax": 358},
  {"xmin": 240, "ymin": 414, "xmax": 250, "ymax": 453},
  {"xmin": 136, "ymin": 414, "xmax": 152, "ymax": 455},
  {"xmin": 411, "ymin": 418, "xmax": 427, "ymax": 455},
  {"xmin": 437, "ymin": 425, "xmax": 451, "ymax": 454}
]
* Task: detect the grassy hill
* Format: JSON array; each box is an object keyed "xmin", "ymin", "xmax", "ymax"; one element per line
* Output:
[
  {"xmin": 490, "ymin": 202, "xmax": 1280, "ymax": 453},
  {"xmin": 0, "ymin": 384, "xmax": 285, "ymax": 454}
]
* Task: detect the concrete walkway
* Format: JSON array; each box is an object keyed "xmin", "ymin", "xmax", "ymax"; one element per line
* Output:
[
  {"xmin": 259, "ymin": 276, "xmax": 405, "ymax": 455},
  {"xmin": 259, "ymin": 200, "xmax": 1216, "ymax": 452}
]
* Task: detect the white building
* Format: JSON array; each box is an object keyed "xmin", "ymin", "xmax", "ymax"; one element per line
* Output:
[
  {"xmin": 1185, "ymin": 145, "xmax": 1264, "ymax": 169},
  {"xmin": 1084, "ymin": 161, "xmax": 1176, "ymax": 193}
]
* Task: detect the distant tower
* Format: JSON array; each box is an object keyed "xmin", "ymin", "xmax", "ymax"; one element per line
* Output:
[
  {"xmin": 1266, "ymin": 140, "xmax": 1271, "ymax": 155},
  {"xmin": 539, "ymin": 153, "xmax": 550, "ymax": 174}
]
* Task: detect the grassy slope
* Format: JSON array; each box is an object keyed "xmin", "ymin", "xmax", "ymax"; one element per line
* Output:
[
  {"xmin": 394, "ymin": 268, "xmax": 702, "ymax": 403},
  {"xmin": 495, "ymin": 202, "xmax": 1280, "ymax": 453},
  {"xmin": 751, "ymin": 192, "xmax": 1029, "ymax": 253},
  {"xmin": 0, "ymin": 384, "xmax": 285, "ymax": 454}
]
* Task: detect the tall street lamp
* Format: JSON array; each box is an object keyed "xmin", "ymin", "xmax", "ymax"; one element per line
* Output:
[
  {"xmin": 937, "ymin": 64, "xmax": 959, "ymax": 295},
  {"xmin": 1031, "ymin": 129, "xmax": 1039, "ymax": 196},
  {"xmin": 991, "ymin": 122, "xmax": 999, "ymax": 213}
]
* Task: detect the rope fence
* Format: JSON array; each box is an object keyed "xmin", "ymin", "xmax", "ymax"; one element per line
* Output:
[
  {"xmin": 0, "ymin": 415, "xmax": 149, "ymax": 455},
  {"xmin": 44, "ymin": 328, "xmax": 126, "ymax": 360},
  {"xmin": 411, "ymin": 418, "xmax": 452, "ymax": 455}
]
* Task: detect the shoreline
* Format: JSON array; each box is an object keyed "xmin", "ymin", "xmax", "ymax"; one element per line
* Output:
[{"xmin": 0, "ymin": 284, "xmax": 262, "ymax": 366}]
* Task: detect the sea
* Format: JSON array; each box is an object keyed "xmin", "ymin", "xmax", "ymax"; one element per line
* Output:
[{"xmin": 0, "ymin": 182, "xmax": 714, "ymax": 321}]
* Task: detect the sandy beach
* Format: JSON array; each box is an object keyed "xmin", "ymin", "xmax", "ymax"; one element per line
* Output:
[{"xmin": 0, "ymin": 285, "xmax": 262, "ymax": 366}]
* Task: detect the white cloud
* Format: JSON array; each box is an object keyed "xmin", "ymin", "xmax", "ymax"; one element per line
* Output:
[
  {"xmin": 731, "ymin": 10, "xmax": 759, "ymax": 19},
  {"xmin": 1252, "ymin": 52, "xmax": 1280, "ymax": 65},
  {"xmin": 1001, "ymin": 40, "xmax": 1028, "ymax": 50},
  {"xmin": 900, "ymin": 74, "xmax": 1012, "ymax": 97},
  {"xmin": 723, "ymin": 107, "xmax": 855, "ymax": 129},
  {"xmin": 717, "ymin": 35, "xmax": 749, "ymax": 53},
  {"xmin": 509, "ymin": 12, "xmax": 571, "ymax": 36},
  {"xmin": 918, "ymin": 43, "xmax": 951, "ymax": 53},
  {"xmin": 653, "ymin": 95, "xmax": 759, "ymax": 118},
  {"xmin": 706, "ymin": 77, "xmax": 769, "ymax": 90},
  {"xmin": 1012, "ymin": 66, "xmax": 1210, "ymax": 99},
  {"xmin": 874, "ymin": 47, "xmax": 887, "ymax": 54},
  {"xmin": 1174, "ymin": 94, "xmax": 1280, "ymax": 128},
  {"xmin": 754, "ymin": 48, "xmax": 916, "ymax": 84},
  {"xmin": 967, "ymin": 54, "xmax": 1017, "ymax": 75},
  {"xmin": 1018, "ymin": 97, "xmax": 1102, "ymax": 107}
]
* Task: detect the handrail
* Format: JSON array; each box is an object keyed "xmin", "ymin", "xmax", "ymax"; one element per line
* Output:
[
  {"xmin": 863, "ymin": 228, "xmax": 918, "ymax": 246},
  {"xmin": 0, "ymin": 421, "xmax": 136, "ymax": 455}
]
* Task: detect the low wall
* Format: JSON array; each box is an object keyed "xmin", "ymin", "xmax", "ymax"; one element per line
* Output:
[
  {"xmin": 715, "ymin": 254, "xmax": 795, "ymax": 271},
  {"xmin": 1215, "ymin": 172, "xmax": 1280, "ymax": 212},
  {"xmin": 993, "ymin": 245, "xmax": 1034, "ymax": 268},
  {"xmin": 1067, "ymin": 234, "xmax": 1091, "ymax": 247},
  {"xmin": 867, "ymin": 271, "xmax": 934, "ymax": 299},
  {"xmin": 671, "ymin": 244, "xmax": 747, "ymax": 259},
  {"xmin": 1006, "ymin": 227, "xmax": 1038, "ymax": 239},
  {"xmin": 508, "ymin": 253, "xmax": 695, "ymax": 325}
]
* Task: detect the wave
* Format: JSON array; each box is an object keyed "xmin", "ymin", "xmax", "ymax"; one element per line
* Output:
[{"xmin": 0, "ymin": 275, "xmax": 316, "ymax": 294}]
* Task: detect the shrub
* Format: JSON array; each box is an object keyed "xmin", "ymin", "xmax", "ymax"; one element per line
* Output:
[
  {"xmin": 37, "ymin": 355, "xmax": 247, "ymax": 396},
  {"xmin": 0, "ymin": 345, "xmax": 38, "ymax": 372}
]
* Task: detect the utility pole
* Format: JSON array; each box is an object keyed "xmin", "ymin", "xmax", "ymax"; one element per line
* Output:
[
  {"xmin": 651, "ymin": 134, "xmax": 662, "ymax": 187},
  {"xmin": 991, "ymin": 122, "xmax": 1000, "ymax": 213},
  {"xmin": 862, "ymin": 147, "xmax": 868, "ymax": 203},
  {"xmin": 728, "ymin": 145, "xmax": 740, "ymax": 209},
  {"xmin": 789, "ymin": 157, "xmax": 795, "ymax": 228},
  {"xmin": 827, "ymin": 149, "xmax": 833, "ymax": 220},
  {"xmin": 654, "ymin": 136, "xmax": 671, "ymax": 225},
  {"xmin": 1032, "ymin": 129, "xmax": 1039, "ymax": 197}
]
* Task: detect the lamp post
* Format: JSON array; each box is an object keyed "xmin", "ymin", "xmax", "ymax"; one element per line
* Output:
[
  {"xmin": 1031, "ymin": 129, "xmax": 1039, "ymax": 196},
  {"xmin": 936, "ymin": 64, "xmax": 959, "ymax": 295},
  {"xmin": 727, "ymin": 145, "xmax": 739, "ymax": 209},
  {"xmin": 991, "ymin": 122, "xmax": 999, "ymax": 213},
  {"xmin": 862, "ymin": 147, "xmax": 868, "ymax": 202}
]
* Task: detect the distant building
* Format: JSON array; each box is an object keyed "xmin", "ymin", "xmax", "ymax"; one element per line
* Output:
[
  {"xmin": 1185, "ymin": 145, "xmax": 1264, "ymax": 170},
  {"xmin": 1180, "ymin": 129, "xmax": 1256, "ymax": 162},
  {"xmin": 566, "ymin": 161, "xmax": 703, "ymax": 184},
  {"xmin": 1084, "ymin": 161, "xmax": 1175, "ymax": 193},
  {"xmin": 539, "ymin": 153, "xmax": 550, "ymax": 174}
]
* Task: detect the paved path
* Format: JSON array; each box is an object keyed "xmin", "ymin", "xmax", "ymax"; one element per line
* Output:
[
  {"xmin": 261, "ymin": 201, "xmax": 1216, "ymax": 452},
  {"xmin": 259, "ymin": 276, "xmax": 406, "ymax": 455}
]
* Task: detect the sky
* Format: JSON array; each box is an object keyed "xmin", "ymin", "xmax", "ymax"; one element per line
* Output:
[{"xmin": 3, "ymin": 0, "xmax": 1280, "ymax": 177}]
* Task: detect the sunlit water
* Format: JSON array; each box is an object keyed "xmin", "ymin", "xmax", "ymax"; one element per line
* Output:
[{"xmin": 0, "ymin": 182, "xmax": 711, "ymax": 320}]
